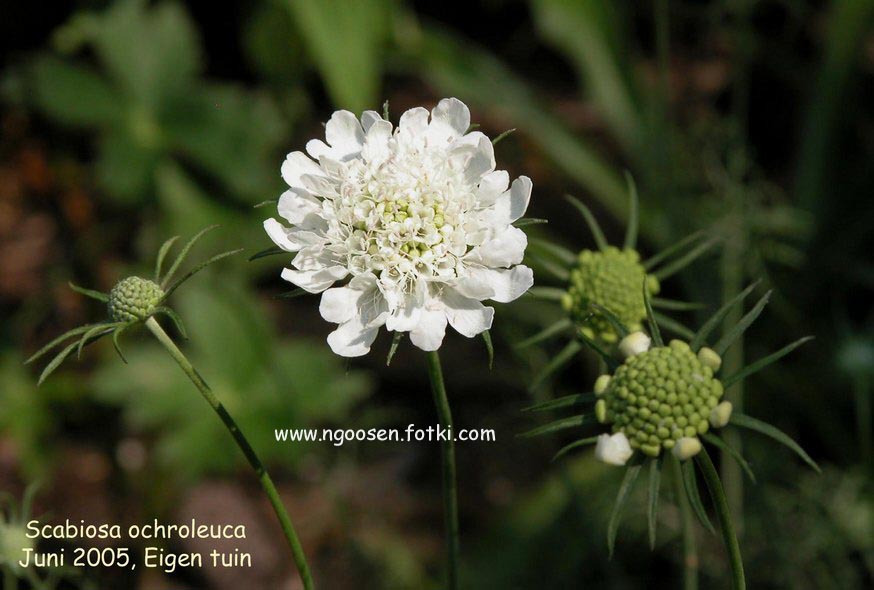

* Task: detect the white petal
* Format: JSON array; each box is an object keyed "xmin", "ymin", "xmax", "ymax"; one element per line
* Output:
[
  {"xmin": 453, "ymin": 132, "xmax": 495, "ymax": 184},
  {"xmin": 281, "ymin": 265, "xmax": 347, "ymax": 293},
  {"xmin": 361, "ymin": 120, "xmax": 393, "ymax": 163},
  {"xmin": 467, "ymin": 226, "xmax": 528, "ymax": 267},
  {"xmin": 466, "ymin": 266, "xmax": 533, "ymax": 303},
  {"xmin": 325, "ymin": 110, "xmax": 365, "ymax": 157},
  {"xmin": 264, "ymin": 218, "xmax": 326, "ymax": 252},
  {"xmin": 327, "ymin": 316, "xmax": 379, "ymax": 357},
  {"xmin": 319, "ymin": 286, "xmax": 359, "ymax": 324},
  {"xmin": 300, "ymin": 173, "xmax": 338, "ymax": 197},
  {"xmin": 277, "ymin": 189, "xmax": 326, "ymax": 229},
  {"xmin": 281, "ymin": 151, "xmax": 323, "ymax": 189},
  {"xmin": 442, "ymin": 289, "xmax": 494, "ymax": 338},
  {"xmin": 428, "ymin": 98, "xmax": 470, "ymax": 144},
  {"xmin": 410, "ymin": 309, "xmax": 448, "ymax": 351},
  {"xmin": 489, "ymin": 176, "xmax": 532, "ymax": 226},
  {"xmin": 477, "ymin": 170, "xmax": 510, "ymax": 206},
  {"xmin": 360, "ymin": 110, "xmax": 383, "ymax": 132},
  {"xmin": 453, "ymin": 274, "xmax": 495, "ymax": 300},
  {"xmin": 594, "ymin": 433, "xmax": 633, "ymax": 466},
  {"xmin": 385, "ymin": 285, "xmax": 424, "ymax": 332},
  {"xmin": 398, "ymin": 107, "xmax": 430, "ymax": 137}
]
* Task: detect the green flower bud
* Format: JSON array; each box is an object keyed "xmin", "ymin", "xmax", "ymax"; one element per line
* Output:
[
  {"xmin": 597, "ymin": 342, "xmax": 725, "ymax": 457},
  {"xmin": 564, "ymin": 247, "xmax": 659, "ymax": 344},
  {"xmin": 697, "ymin": 347, "xmax": 722, "ymax": 372},
  {"xmin": 619, "ymin": 331, "xmax": 651, "ymax": 358},
  {"xmin": 108, "ymin": 277, "xmax": 164, "ymax": 322},
  {"xmin": 709, "ymin": 400, "xmax": 733, "ymax": 428},
  {"xmin": 594, "ymin": 374, "xmax": 611, "ymax": 396},
  {"xmin": 0, "ymin": 523, "xmax": 33, "ymax": 569},
  {"xmin": 672, "ymin": 437, "xmax": 702, "ymax": 460}
]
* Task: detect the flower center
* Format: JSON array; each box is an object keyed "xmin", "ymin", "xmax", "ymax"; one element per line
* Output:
[
  {"xmin": 108, "ymin": 276, "xmax": 164, "ymax": 322},
  {"xmin": 597, "ymin": 340, "xmax": 725, "ymax": 457},
  {"xmin": 562, "ymin": 247, "xmax": 660, "ymax": 343}
]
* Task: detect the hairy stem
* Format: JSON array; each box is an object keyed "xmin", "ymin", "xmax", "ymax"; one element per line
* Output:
[
  {"xmin": 145, "ymin": 317, "xmax": 315, "ymax": 590},
  {"xmin": 426, "ymin": 350, "xmax": 460, "ymax": 590},
  {"xmin": 697, "ymin": 448, "xmax": 745, "ymax": 590},
  {"xmin": 671, "ymin": 457, "xmax": 698, "ymax": 590}
]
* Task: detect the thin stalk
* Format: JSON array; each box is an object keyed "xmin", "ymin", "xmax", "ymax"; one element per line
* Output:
[
  {"xmin": 853, "ymin": 375, "xmax": 872, "ymax": 469},
  {"xmin": 425, "ymin": 351, "xmax": 460, "ymax": 590},
  {"xmin": 670, "ymin": 457, "xmax": 698, "ymax": 590},
  {"xmin": 720, "ymin": 202, "xmax": 745, "ymax": 538},
  {"xmin": 145, "ymin": 318, "xmax": 315, "ymax": 590},
  {"xmin": 696, "ymin": 448, "xmax": 745, "ymax": 590}
]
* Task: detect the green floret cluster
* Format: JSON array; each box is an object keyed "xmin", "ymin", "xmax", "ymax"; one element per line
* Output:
[
  {"xmin": 562, "ymin": 247, "xmax": 660, "ymax": 343},
  {"xmin": 596, "ymin": 340, "xmax": 724, "ymax": 457},
  {"xmin": 108, "ymin": 276, "xmax": 164, "ymax": 322}
]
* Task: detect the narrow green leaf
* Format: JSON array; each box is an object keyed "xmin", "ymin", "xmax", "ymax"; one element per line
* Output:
[
  {"xmin": 162, "ymin": 249, "xmax": 244, "ymax": 300},
  {"xmin": 154, "ymin": 235, "xmax": 180, "ymax": 282},
  {"xmin": 160, "ymin": 225, "xmax": 219, "ymax": 289},
  {"xmin": 651, "ymin": 298, "xmax": 705, "ymax": 311},
  {"xmin": 644, "ymin": 230, "xmax": 705, "ymax": 271},
  {"xmin": 275, "ymin": 288, "xmax": 310, "ymax": 300},
  {"xmin": 516, "ymin": 318, "xmax": 573, "ymax": 349},
  {"xmin": 647, "ymin": 457, "xmax": 663, "ymax": 549},
  {"xmin": 529, "ymin": 238, "xmax": 577, "ymax": 265},
  {"xmin": 37, "ymin": 326, "xmax": 111, "ymax": 386},
  {"xmin": 482, "ymin": 330, "xmax": 495, "ymax": 370},
  {"xmin": 248, "ymin": 246, "xmax": 286, "ymax": 262},
  {"xmin": 253, "ymin": 199, "xmax": 277, "ymax": 208},
  {"xmin": 552, "ymin": 436, "xmax": 599, "ymax": 461},
  {"xmin": 712, "ymin": 290, "xmax": 772, "ymax": 356},
  {"xmin": 522, "ymin": 392, "xmax": 595, "ymax": 413},
  {"xmin": 382, "ymin": 99, "xmax": 390, "ymax": 121},
  {"xmin": 492, "ymin": 128, "xmax": 516, "ymax": 145},
  {"xmin": 527, "ymin": 252, "xmax": 570, "ymax": 281},
  {"xmin": 730, "ymin": 413, "xmax": 820, "ymax": 473},
  {"xmin": 564, "ymin": 194, "xmax": 608, "ymax": 251},
  {"xmin": 578, "ymin": 333, "xmax": 619, "ymax": 371},
  {"xmin": 386, "ymin": 332, "xmax": 404, "ymax": 366},
  {"xmin": 652, "ymin": 236, "xmax": 720, "ymax": 281},
  {"xmin": 519, "ymin": 414, "xmax": 593, "ymax": 438},
  {"xmin": 722, "ymin": 336, "xmax": 815, "ymax": 388},
  {"xmin": 608, "ymin": 463, "xmax": 643, "ymax": 557},
  {"xmin": 112, "ymin": 325, "xmax": 130, "ymax": 364},
  {"xmin": 623, "ymin": 171, "xmax": 639, "ymax": 250},
  {"xmin": 514, "ymin": 218, "xmax": 548, "ymax": 228},
  {"xmin": 76, "ymin": 323, "xmax": 116, "ymax": 359},
  {"xmin": 589, "ymin": 304, "xmax": 630, "ymax": 339},
  {"xmin": 153, "ymin": 307, "xmax": 188, "ymax": 340},
  {"xmin": 68, "ymin": 282, "xmax": 109, "ymax": 303},
  {"xmin": 643, "ymin": 279, "xmax": 663, "ymax": 347},
  {"xmin": 695, "ymin": 447, "xmax": 746, "ymax": 590},
  {"xmin": 25, "ymin": 323, "xmax": 106, "ymax": 365},
  {"xmin": 528, "ymin": 339, "xmax": 582, "ymax": 393},
  {"xmin": 702, "ymin": 433, "xmax": 756, "ymax": 483},
  {"xmin": 653, "ymin": 312, "xmax": 695, "ymax": 340},
  {"xmin": 690, "ymin": 281, "xmax": 760, "ymax": 351},
  {"xmin": 526, "ymin": 286, "xmax": 566, "ymax": 301},
  {"xmin": 682, "ymin": 459, "xmax": 716, "ymax": 534}
]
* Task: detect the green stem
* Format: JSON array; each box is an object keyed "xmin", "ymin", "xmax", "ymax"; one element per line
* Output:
[
  {"xmin": 425, "ymin": 351, "xmax": 460, "ymax": 590},
  {"xmin": 145, "ymin": 318, "xmax": 315, "ymax": 590},
  {"xmin": 670, "ymin": 457, "xmax": 698, "ymax": 590},
  {"xmin": 696, "ymin": 448, "xmax": 745, "ymax": 590},
  {"xmin": 853, "ymin": 375, "xmax": 872, "ymax": 469}
]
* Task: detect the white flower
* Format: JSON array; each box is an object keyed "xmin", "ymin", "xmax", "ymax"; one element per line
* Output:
[
  {"xmin": 264, "ymin": 98, "xmax": 534, "ymax": 356},
  {"xmin": 618, "ymin": 331, "xmax": 651, "ymax": 358},
  {"xmin": 594, "ymin": 432, "xmax": 633, "ymax": 466}
]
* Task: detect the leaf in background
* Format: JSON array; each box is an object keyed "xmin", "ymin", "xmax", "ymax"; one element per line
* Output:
[
  {"xmin": 286, "ymin": 0, "xmax": 391, "ymax": 112},
  {"xmin": 28, "ymin": 56, "xmax": 123, "ymax": 127},
  {"xmin": 95, "ymin": 130, "xmax": 162, "ymax": 203}
]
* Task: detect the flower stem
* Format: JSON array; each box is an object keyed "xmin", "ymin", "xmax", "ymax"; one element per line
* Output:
[
  {"xmin": 145, "ymin": 317, "xmax": 315, "ymax": 590},
  {"xmin": 670, "ymin": 456, "xmax": 698, "ymax": 590},
  {"xmin": 425, "ymin": 350, "xmax": 460, "ymax": 590},
  {"xmin": 696, "ymin": 447, "xmax": 745, "ymax": 590}
]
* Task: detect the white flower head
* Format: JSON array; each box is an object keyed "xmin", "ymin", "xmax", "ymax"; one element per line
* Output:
[
  {"xmin": 594, "ymin": 432, "xmax": 633, "ymax": 466},
  {"xmin": 264, "ymin": 98, "xmax": 534, "ymax": 357}
]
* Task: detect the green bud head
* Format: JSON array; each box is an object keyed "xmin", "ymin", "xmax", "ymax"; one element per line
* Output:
[
  {"xmin": 108, "ymin": 276, "xmax": 164, "ymax": 322},
  {"xmin": 0, "ymin": 523, "xmax": 33, "ymax": 568},
  {"xmin": 598, "ymin": 342, "xmax": 725, "ymax": 456},
  {"xmin": 565, "ymin": 247, "xmax": 659, "ymax": 345}
]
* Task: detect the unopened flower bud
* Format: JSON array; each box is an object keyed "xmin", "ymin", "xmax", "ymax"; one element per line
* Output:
[
  {"xmin": 108, "ymin": 276, "xmax": 164, "ymax": 322},
  {"xmin": 697, "ymin": 347, "xmax": 722, "ymax": 372},
  {"xmin": 619, "ymin": 331, "xmax": 651, "ymax": 358},
  {"xmin": 709, "ymin": 400, "xmax": 733, "ymax": 428},
  {"xmin": 595, "ymin": 399, "xmax": 608, "ymax": 423},
  {"xmin": 594, "ymin": 432, "xmax": 633, "ymax": 466},
  {"xmin": 594, "ymin": 374, "xmax": 611, "ymax": 396},
  {"xmin": 672, "ymin": 437, "xmax": 702, "ymax": 461}
]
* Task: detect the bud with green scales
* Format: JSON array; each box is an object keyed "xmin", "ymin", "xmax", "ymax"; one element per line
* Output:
[
  {"xmin": 108, "ymin": 276, "xmax": 165, "ymax": 322},
  {"xmin": 595, "ymin": 339, "xmax": 725, "ymax": 457},
  {"xmin": 562, "ymin": 247, "xmax": 660, "ymax": 344}
]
